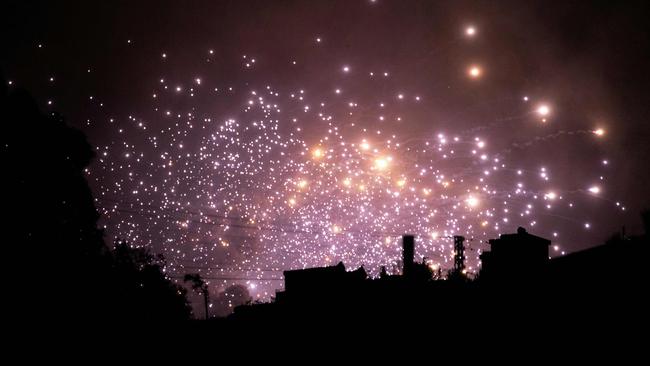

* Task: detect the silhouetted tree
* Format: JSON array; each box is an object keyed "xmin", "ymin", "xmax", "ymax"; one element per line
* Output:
[
  {"xmin": 112, "ymin": 240, "xmax": 191, "ymax": 321},
  {"xmin": 184, "ymin": 273, "xmax": 210, "ymax": 319},
  {"xmin": 2, "ymin": 76, "xmax": 190, "ymax": 323}
]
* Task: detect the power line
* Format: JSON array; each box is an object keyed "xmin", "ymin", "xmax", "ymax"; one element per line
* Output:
[
  {"xmin": 179, "ymin": 266, "xmax": 283, "ymax": 272},
  {"xmin": 167, "ymin": 274, "xmax": 284, "ymax": 281},
  {"xmin": 100, "ymin": 202, "xmax": 467, "ymax": 241}
]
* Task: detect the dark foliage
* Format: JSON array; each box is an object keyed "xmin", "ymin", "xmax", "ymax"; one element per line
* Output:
[{"xmin": 2, "ymin": 76, "xmax": 190, "ymax": 323}]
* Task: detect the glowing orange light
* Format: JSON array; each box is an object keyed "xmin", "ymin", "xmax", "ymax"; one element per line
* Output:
[
  {"xmin": 537, "ymin": 104, "xmax": 550, "ymax": 117},
  {"xmin": 374, "ymin": 157, "xmax": 389, "ymax": 170},
  {"xmin": 312, "ymin": 148, "xmax": 324, "ymax": 159},
  {"xmin": 468, "ymin": 65, "xmax": 482, "ymax": 78}
]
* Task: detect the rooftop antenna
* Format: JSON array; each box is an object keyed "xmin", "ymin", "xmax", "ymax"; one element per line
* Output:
[{"xmin": 453, "ymin": 235, "xmax": 466, "ymax": 273}]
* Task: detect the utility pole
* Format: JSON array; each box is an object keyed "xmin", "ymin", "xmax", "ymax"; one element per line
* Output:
[{"xmin": 203, "ymin": 289, "xmax": 210, "ymax": 320}]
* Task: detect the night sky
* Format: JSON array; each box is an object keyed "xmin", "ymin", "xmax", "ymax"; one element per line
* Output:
[{"xmin": 4, "ymin": 0, "xmax": 650, "ymax": 313}]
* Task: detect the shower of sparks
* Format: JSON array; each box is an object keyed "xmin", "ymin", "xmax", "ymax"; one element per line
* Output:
[{"xmin": 10, "ymin": 10, "xmax": 627, "ymax": 304}]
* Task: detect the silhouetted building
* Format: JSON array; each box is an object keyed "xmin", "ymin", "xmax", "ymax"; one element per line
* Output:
[
  {"xmin": 276, "ymin": 262, "xmax": 367, "ymax": 304},
  {"xmin": 479, "ymin": 227, "xmax": 550, "ymax": 282},
  {"xmin": 548, "ymin": 234, "xmax": 649, "ymax": 288},
  {"xmin": 231, "ymin": 222, "xmax": 648, "ymax": 328}
]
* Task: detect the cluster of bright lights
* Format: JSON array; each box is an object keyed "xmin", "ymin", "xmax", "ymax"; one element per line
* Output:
[{"xmin": 23, "ymin": 16, "xmax": 618, "ymax": 304}]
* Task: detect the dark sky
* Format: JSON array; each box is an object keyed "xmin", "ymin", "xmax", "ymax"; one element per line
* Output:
[{"xmin": 3, "ymin": 0, "xmax": 650, "ymax": 306}]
